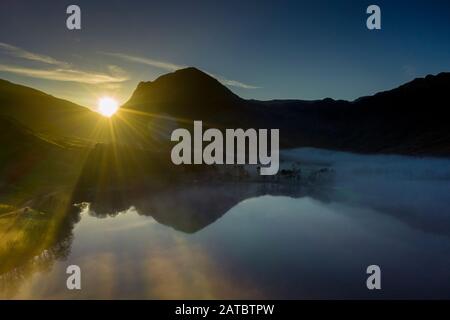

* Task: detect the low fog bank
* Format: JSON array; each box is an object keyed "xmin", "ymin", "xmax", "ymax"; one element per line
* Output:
[
  {"xmin": 282, "ymin": 148, "xmax": 450, "ymax": 235},
  {"xmin": 283, "ymin": 148, "xmax": 450, "ymax": 180}
]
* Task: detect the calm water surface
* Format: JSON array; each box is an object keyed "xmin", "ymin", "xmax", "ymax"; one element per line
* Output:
[{"xmin": 2, "ymin": 149, "xmax": 450, "ymax": 299}]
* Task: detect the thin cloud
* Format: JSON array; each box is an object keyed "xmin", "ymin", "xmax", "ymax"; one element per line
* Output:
[
  {"xmin": 0, "ymin": 42, "xmax": 70, "ymax": 67},
  {"xmin": 102, "ymin": 52, "xmax": 260, "ymax": 89},
  {"xmin": 102, "ymin": 52, "xmax": 184, "ymax": 72},
  {"xmin": 0, "ymin": 64, "xmax": 128, "ymax": 84},
  {"xmin": 219, "ymin": 80, "xmax": 259, "ymax": 89},
  {"xmin": 0, "ymin": 43, "xmax": 128, "ymax": 84},
  {"xmin": 206, "ymin": 73, "xmax": 260, "ymax": 89}
]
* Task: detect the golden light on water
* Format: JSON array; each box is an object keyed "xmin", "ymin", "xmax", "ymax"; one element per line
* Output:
[{"xmin": 98, "ymin": 97, "xmax": 119, "ymax": 117}]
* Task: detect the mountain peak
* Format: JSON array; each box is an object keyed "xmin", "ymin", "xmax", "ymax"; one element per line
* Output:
[
  {"xmin": 124, "ymin": 67, "xmax": 241, "ymax": 113},
  {"xmin": 171, "ymin": 66, "xmax": 210, "ymax": 77},
  {"xmin": 135, "ymin": 67, "xmax": 209, "ymax": 86}
]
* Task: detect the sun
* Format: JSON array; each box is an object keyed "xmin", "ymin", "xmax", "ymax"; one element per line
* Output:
[{"xmin": 98, "ymin": 97, "xmax": 119, "ymax": 117}]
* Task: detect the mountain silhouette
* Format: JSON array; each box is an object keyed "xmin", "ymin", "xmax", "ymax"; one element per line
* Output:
[
  {"xmin": 121, "ymin": 67, "xmax": 259, "ymax": 129},
  {"xmin": 128, "ymin": 67, "xmax": 240, "ymax": 107},
  {"xmin": 122, "ymin": 68, "xmax": 450, "ymax": 155},
  {"xmin": 1, "ymin": 69, "xmax": 450, "ymax": 155}
]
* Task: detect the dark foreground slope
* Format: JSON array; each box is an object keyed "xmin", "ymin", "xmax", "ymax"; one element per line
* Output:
[
  {"xmin": 0, "ymin": 116, "xmax": 88, "ymax": 192},
  {"xmin": 0, "ymin": 79, "xmax": 111, "ymax": 142}
]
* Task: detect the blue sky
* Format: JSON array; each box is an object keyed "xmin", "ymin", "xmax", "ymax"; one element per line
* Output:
[{"xmin": 1, "ymin": 0, "xmax": 450, "ymax": 109}]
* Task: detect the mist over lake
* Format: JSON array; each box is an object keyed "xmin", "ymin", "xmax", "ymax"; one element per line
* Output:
[{"xmin": 2, "ymin": 148, "xmax": 450, "ymax": 299}]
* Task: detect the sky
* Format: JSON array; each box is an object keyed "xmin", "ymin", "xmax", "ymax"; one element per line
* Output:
[{"xmin": 1, "ymin": 0, "xmax": 450, "ymax": 110}]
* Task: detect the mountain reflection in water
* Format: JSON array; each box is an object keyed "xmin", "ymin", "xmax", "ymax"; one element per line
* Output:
[{"xmin": 1, "ymin": 149, "xmax": 450, "ymax": 299}]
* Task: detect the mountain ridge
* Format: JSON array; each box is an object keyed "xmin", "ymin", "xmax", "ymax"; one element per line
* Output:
[
  {"xmin": 1, "ymin": 68, "xmax": 450, "ymax": 155},
  {"xmin": 126, "ymin": 68, "xmax": 450, "ymax": 104},
  {"xmin": 3, "ymin": 69, "xmax": 449, "ymax": 110}
]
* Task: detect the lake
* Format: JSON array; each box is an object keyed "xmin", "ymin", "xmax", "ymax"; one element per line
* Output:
[{"xmin": 1, "ymin": 148, "xmax": 450, "ymax": 299}]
